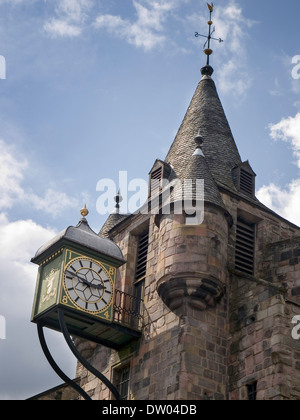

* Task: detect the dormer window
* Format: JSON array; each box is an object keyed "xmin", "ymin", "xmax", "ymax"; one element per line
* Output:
[
  {"xmin": 239, "ymin": 168, "xmax": 254, "ymax": 196},
  {"xmin": 148, "ymin": 160, "xmax": 172, "ymax": 198},
  {"xmin": 150, "ymin": 166, "xmax": 162, "ymax": 197},
  {"xmin": 232, "ymin": 161, "xmax": 256, "ymax": 198}
]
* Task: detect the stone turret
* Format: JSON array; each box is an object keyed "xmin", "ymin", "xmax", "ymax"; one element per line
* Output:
[{"xmin": 155, "ymin": 65, "xmax": 237, "ymax": 314}]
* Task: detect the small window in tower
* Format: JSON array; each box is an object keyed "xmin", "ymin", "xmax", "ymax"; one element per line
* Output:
[
  {"xmin": 239, "ymin": 168, "xmax": 254, "ymax": 196},
  {"xmin": 114, "ymin": 364, "xmax": 130, "ymax": 400},
  {"xmin": 235, "ymin": 218, "xmax": 255, "ymax": 275},
  {"xmin": 150, "ymin": 166, "xmax": 162, "ymax": 197},
  {"xmin": 247, "ymin": 382, "xmax": 257, "ymax": 400}
]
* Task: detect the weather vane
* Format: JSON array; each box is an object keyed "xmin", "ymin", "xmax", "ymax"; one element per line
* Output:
[{"xmin": 195, "ymin": 3, "xmax": 224, "ymax": 66}]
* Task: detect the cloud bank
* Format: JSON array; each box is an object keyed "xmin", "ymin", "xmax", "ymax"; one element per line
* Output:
[
  {"xmin": 0, "ymin": 139, "xmax": 79, "ymax": 217},
  {"xmin": 257, "ymin": 113, "xmax": 300, "ymax": 227},
  {"xmin": 94, "ymin": 0, "xmax": 179, "ymax": 51},
  {"xmin": 44, "ymin": 0, "xmax": 94, "ymax": 38},
  {"xmin": 0, "ymin": 139, "xmax": 80, "ymax": 399}
]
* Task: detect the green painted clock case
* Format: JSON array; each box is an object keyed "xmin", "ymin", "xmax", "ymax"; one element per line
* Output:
[{"xmin": 31, "ymin": 243, "xmax": 120, "ymax": 346}]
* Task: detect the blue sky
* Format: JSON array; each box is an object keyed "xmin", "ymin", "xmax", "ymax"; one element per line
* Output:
[{"xmin": 1, "ymin": 0, "xmax": 300, "ymax": 400}]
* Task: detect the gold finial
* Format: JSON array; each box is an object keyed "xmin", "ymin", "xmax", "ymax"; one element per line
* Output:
[{"xmin": 80, "ymin": 204, "xmax": 89, "ymax": 219}]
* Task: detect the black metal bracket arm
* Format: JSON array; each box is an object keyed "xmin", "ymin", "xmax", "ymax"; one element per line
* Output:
[
  {"xmin": 37, "ymin": 309, "xmax": 122, "ymax": 401},
  {"xmin": 57, "ymin": 309, "xmax": 122, "ymax": 400},
  {"xmin": 37, "ymin": 322, "xmax": 91, "ymax": 400}
]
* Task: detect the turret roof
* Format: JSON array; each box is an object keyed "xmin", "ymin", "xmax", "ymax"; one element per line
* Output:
[{"xmin": 165, "ymin": 66, "xmax": 242, "ymax": 192}]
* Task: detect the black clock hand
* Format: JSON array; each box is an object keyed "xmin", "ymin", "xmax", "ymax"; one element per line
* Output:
[
  {"xmin": 66, "ymin": 270, "xmax": 105, "ymax": 290},
  {"xmin": 82, "ymin": 280, "xmax": 105, "ymax": 290},
  {"xmin": 66, "ymin": 270, "xmax": 87, "ymax": 284}
]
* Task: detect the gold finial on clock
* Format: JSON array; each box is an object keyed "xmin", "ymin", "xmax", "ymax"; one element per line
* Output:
[{"xmin": 80, "ymin": 204, "xmax": 89, "ymax": 219}]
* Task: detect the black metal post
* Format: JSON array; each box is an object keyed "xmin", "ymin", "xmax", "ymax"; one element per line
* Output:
[{"xmin": 207, "ymin": 10, "xmax": 212, "ymax": 65}]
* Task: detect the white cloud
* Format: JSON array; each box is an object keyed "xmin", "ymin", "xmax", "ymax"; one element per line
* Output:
[
  {"xmin": 0, "ymin": 212, "xmax": 8, "ymax": 224},
  {"xmin": 0, "ymin": 139, "xmax": 81, "ymax": 399},
  {"xmin": 216, "ymin": 59, "xmax": 252, "ymax": 100},
  {"xmin": 0, "ymin": 139, "xmax": 26, "ymax": 209},
  {"xmin": 57, "ymin": 0, "xmax": 93, "ymax": 22},
  {"xmin": 0, "ymin": 215, "xmax": 76, "ymax": 399},
  {"xmin": 44, "ymin": 0, "xmax": 94, "ymax": 38},
  {"xmin": 257, "ymin": 180, "xmax": 300, "ymax": 227},
  {"xmin": 269, "ymin": 112, "xmax": 300, "ymax": 168},
  {"xmin": 0, "ymin": 0, "xmax": 27, "ymax": 4},
  {"xmin": 94, "ymin": 0, "xmax": 180, "ymax": 51},
  {"xmin": 212, "ymin": 0, "xmax": 256, "ymax": 99},
  {"xmin": 0, "ymin": 139, "xmax": 79, "ymax": 218},
  {"xmin": 257, "ymin": 112, "xmax": 300, "ymax": 227},
  {"xmin": 0, "ymin": 217, "xmax": 56, "ymax": 263},
  {"xmin": 29, "ymin": 189, "xmax": 79, "ymax": 218},
  {"xmin": 44, "ymin": 19, "xmax": 82, "ymax": 38}
]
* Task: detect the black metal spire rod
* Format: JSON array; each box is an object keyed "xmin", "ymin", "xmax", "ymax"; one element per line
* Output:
[{"xmin": 195, "ymin": 2, "xmax": 223, "ymax": 66}]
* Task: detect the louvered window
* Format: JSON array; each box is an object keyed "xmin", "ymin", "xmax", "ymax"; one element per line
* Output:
[
  {"xmin": 135, "ymin": 231, "xmax": 149, "ymax": 282},
  {"xmin": 133, "ymin": 231, "xmax": 149, "ymax": 316},
  {"xmin": 235, "ymin": 219, "xmax": 255, "ymax": 275},
  {"xmin": 150, "ymin": 166, "xmax": 162, "ymax": 197},
  {"xmin": 239, "ymin": 169, "xmax": 254, "ymax": 196}
]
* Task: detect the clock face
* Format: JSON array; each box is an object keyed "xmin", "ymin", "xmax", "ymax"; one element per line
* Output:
[{"xmin": 63, "ymin": 257, "xmax": 114, "ymax": 314}]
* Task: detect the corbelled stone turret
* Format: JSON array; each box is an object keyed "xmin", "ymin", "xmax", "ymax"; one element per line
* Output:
[{"xmin": 155, "ymin": 65, "xmax": 238, "ymax": 313}]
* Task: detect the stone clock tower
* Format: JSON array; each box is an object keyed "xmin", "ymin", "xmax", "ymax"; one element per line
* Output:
[
  {"xmin": 31, "ymin": 7, "xmax": 300, "ymax": 401},
  {"xmin": 64, "ymin": 61, "xmax": 300, "ymax": 401}
]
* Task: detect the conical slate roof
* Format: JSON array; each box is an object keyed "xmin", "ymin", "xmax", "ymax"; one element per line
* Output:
[{"xmin": 165, "ymin": 66, "xmax": 242, "ymax": 192}]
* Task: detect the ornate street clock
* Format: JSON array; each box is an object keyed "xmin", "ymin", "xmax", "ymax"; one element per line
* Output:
[{"xmin": 31, "ymin": 206, "xmax": 126, "ymax": 345}]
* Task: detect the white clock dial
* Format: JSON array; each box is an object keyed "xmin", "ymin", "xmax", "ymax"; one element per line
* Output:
[{"xmin": 63, "ymin": 258, "xmax": 114, "ymax": 314}]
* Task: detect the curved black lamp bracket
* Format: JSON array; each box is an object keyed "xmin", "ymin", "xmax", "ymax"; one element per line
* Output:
[{"xmin": 37, "ymin": 308, "xmax": 122, "ymax": 401}]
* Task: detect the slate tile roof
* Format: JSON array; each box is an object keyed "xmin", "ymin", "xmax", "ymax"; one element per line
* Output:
[{"xmin": 165, "ymin": 66, "xmax": 242, "ymax": 193}]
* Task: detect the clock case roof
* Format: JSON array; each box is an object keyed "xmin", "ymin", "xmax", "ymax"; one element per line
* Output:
[{"xmin": 31, "ymin": 217, "xmax": 125, "ymax": 266}]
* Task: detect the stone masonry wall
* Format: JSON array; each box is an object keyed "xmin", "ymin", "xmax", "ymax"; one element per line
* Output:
[
  {"xmin": 74, "ymin": 193, "xmax": 300, "ymax": 400},
  {"xmin": 226, "ymin": 197, "xmax": 300, "ymax": 400}
]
